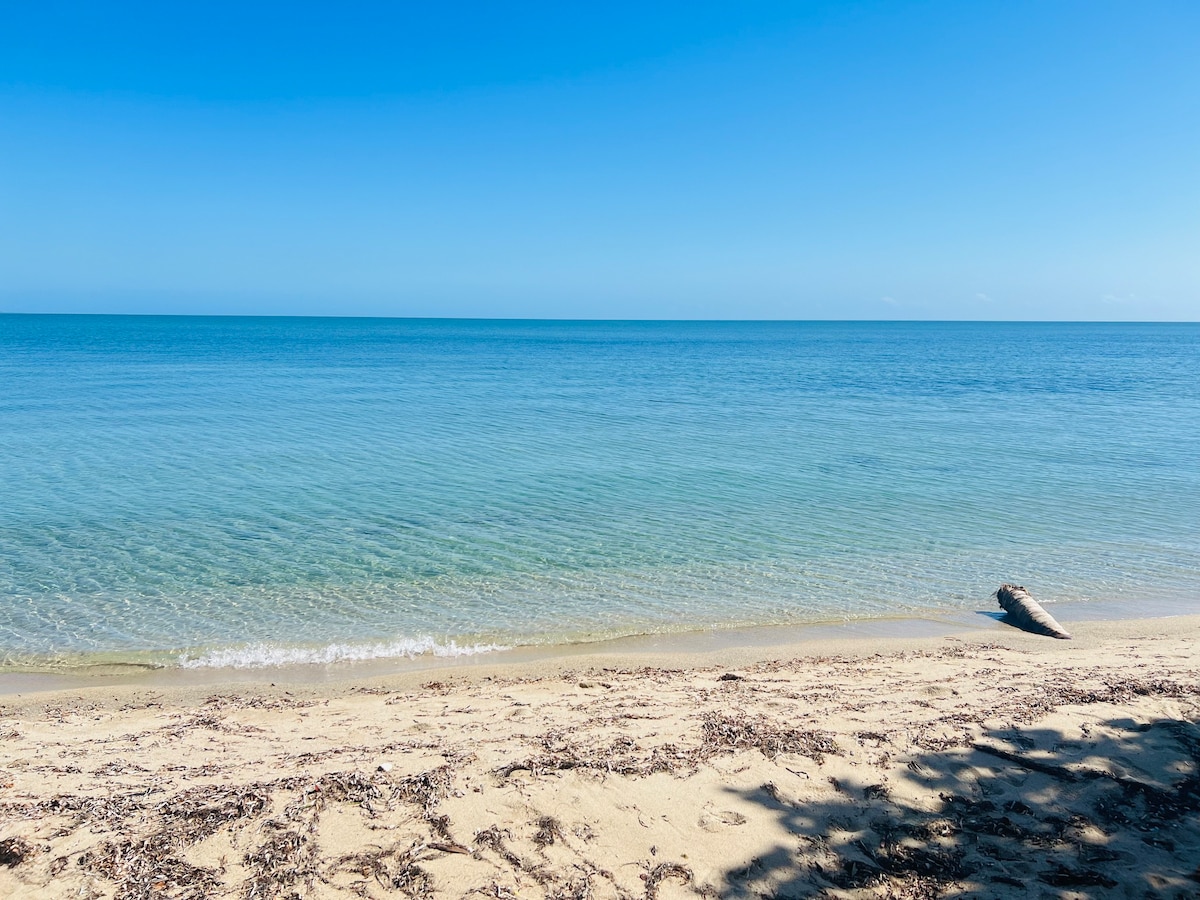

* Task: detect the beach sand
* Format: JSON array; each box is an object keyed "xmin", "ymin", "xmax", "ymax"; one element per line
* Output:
[{"xmin": 1, "ymin": 616, "xmax": 1198, "ymax": 899}]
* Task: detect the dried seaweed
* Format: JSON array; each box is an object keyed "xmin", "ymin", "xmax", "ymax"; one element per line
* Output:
[
  {"xmin": 533, "ymin": 815, "xmax": 564, "ymax": 849},
  {"xmin": 496, "ymin": 735, "xmax": 672, "ymax": 779},
  {"xmin": 474, "ymin": 826, "xmax": 552, "ymax": 884},
  {"xmin": 243, "ymin": 823, "xmax": 319, "ymax": 899},
  {"xmin": 71, "ymin": 784, "xmax": 273, "ymax": 900},
  {"xmin": 162, "ymin": 785, "xmax": 272, "ymax": 828},
  {"xmin": 0, "ymin": 835, "xmax": 37, "ymax": 867},
  {"xmin": 473, "ymin": 826, "xmax": 520, "ymax": 866},
  {"xmin": 642, "ymin": 862, "xmax": 695, "ymax": 900},
  {"xmin": 545, "ymin": 872, "xmax": 595, "ymax": 900},
  {"xmin": 862, "ymin": 783, "xmax": 891, "ymax": 801},
  {"xmin": 81, "ymin": 834, "xmax": 222, "ymax": 900},
  {"xmin": 699, "ymin": 712, "xmax": 839, "ymax": 762},
  {"xmin": 306, "ymin": 771, "xmax": 383, "ymax": 808},
  {"xmin": 394, "ymin": 765, "xmax": 454, "ymax": 812}
]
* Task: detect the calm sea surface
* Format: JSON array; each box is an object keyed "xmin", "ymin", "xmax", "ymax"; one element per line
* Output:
[{"xmin": 1, "ymin": 316, "xmax": 1197, "ymax": 669}]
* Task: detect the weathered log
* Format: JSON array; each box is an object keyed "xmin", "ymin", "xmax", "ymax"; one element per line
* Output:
[{"xmin": 996, "ymin": 583, "xmax": 1072, "ymax": 640}]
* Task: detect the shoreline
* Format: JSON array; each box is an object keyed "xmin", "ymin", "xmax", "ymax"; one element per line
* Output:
[
  {"xmin": 1, "ymin": 612, "xmax": 1197, "ymax": 897},
  {"xmin": 1, "ymin": 591, "xmax": 1192, "ymax": 696}
]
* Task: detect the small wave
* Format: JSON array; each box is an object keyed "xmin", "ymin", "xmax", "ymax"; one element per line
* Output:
[{"xmin": 178, "ymin": 637, "xmax": 509, "ymax": 669}]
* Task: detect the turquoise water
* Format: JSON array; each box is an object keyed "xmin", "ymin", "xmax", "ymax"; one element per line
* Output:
[{"xmin": 1, "ymin": 316, "xmax": 1197, "ymax": 669}]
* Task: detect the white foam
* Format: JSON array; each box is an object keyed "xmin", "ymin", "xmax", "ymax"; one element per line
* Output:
[{"xmin": 178, "ymin": 637, "xmax": 508, "ymax": 669}]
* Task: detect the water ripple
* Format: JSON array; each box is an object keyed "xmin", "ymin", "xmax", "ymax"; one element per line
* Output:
[{"xmin": 1, "ymin": 318, "xmax": 1198, "ymax": 667}]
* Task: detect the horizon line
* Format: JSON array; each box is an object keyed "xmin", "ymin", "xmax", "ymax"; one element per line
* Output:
[{"xmin": 2, "ymin": 311, "xmax": 1197, "ymax": 325}]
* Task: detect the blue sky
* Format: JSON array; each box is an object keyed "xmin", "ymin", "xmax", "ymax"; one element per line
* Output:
[{"xmin": 2, "ymin": 1, "xmax": 1197, "ymax": 319}]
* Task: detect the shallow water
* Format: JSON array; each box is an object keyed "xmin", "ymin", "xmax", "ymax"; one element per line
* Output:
[{"xmin": 2, "ymin": 316, "xmax": 1197, "ymax": 669}]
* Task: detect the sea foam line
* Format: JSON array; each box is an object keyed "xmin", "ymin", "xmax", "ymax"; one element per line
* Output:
[{"xmin": 178, "ymin": 637, "xmax": 509, "ymax": 669}]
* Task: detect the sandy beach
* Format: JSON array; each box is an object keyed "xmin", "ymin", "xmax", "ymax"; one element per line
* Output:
[{"xmin": 1, "ymin": 615, "xmax": 1198, "ymax": 899}]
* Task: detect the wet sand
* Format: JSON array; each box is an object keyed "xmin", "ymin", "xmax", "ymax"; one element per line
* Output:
[{"xmin": 1, "ymin": 615, "xmax": 1198, "ymax": 898}]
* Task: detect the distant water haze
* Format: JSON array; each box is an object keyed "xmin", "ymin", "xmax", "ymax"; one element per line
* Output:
[{"xmin": 1, "ymin": 317, "xmax": 1197, "ymax": 669}]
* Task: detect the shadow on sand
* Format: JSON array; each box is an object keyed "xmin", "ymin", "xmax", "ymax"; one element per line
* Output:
[{"xmin": 720, "ymin": 716, "xmax": 1200, "ymax": 898}]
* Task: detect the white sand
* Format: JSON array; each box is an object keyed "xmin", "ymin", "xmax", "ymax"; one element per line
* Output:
[{"xmin": 1, "ymin": 615, "xmax": 1198, "ymax": 898}]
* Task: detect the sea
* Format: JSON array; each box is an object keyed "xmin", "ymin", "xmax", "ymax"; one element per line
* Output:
[{"xmin": 1, "ymin": 316, "xmax": 1197, "ymax": 673}]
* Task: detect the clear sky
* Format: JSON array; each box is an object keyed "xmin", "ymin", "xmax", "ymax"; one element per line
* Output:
[{"xmin": 2, "ymin": 1, "xmax": 1197, "ymax": 320}]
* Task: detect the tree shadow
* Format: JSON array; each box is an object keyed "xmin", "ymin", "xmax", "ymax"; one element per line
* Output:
[{"xmin": 719, "ymin": 715, "xmax": 1200, "ymax": 898}]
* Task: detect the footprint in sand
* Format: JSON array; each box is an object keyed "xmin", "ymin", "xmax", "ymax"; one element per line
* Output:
[{"xmin": 698, "ymin": 808, "xmax": 747, "ymax": 832}]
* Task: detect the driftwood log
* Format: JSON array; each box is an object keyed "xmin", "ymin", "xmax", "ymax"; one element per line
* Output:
[{"xmin": 996, "ymin": 583, "xmax": 1072, "ymax": 640}]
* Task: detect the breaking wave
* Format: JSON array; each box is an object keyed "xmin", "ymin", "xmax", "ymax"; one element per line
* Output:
[{"xmin": 178, "ymin": 637, "xmax": 509, "ymax": 669}]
